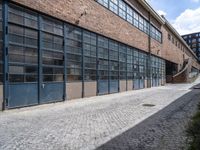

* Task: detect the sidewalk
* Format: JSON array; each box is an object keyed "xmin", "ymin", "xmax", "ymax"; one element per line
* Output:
[{"xmin": 0, "ymin": 77, "xmax": 200, "ymax": 150}]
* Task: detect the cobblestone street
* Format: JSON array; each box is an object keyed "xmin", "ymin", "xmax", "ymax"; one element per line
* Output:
[{"xmin": 0, "ymin": 78, "xmax": 200, "ymax": 150}]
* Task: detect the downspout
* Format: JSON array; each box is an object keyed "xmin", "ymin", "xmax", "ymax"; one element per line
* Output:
[{"xmin": 148, "ymin": 11, "xmax": 152, "ymax": 87}]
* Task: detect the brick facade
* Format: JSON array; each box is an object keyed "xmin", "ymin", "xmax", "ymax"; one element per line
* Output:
[{"xmin": 11, "ymin": 0, "xmax": 200, "ymax": 71}]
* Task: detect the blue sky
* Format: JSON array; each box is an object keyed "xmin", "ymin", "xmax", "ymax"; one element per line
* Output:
[{"xmin": 146, "ymin": 0, "xmax": 200, "ymax": 35}]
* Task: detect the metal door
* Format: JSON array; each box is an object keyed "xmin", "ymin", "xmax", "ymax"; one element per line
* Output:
[
  {"xmin": 139, "ymin": 78, "xmax": 145, "ymax": 89},
  {"xmin": 7, "ymin": 7, "xmax": 65, "ymax": 108},
  {"xmin": 7, "ymin": 5, "xmax": 39, "ymax": 108},
  {"xmin": 109, "ymin": 61, "xmax": 119, "ymax": 93},
  {"xmin": 98, "ymin": 36, "xmax": 109, "ymax": 95},
  {"xmin": 40, "ymin": 17, "xmax": 64, "ymax": 104}
]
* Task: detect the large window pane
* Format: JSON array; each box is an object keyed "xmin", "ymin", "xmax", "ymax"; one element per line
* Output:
[
  {"xmin": 83, "ymin": 31, "xmax": 97, "ymax": 81},
  {"xmin": 8, "ymin": 4, "xmax": 38, "ymax": 29},
  {"xmin": 66, "ymin": 24, "xmax": 82, "ymax": 81},
  {"xmin": 98, "ymin": 36, "xmax": 109, "ymax": 80},
  {"xmin": 42, "ymin": 17, "xmax": 64, "ymax": 82}
]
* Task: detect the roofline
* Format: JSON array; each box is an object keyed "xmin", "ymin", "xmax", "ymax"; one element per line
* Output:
[
  {"xmin": 126, "ymin": 0, "xmax": 198, "ymax": 60},
  {"xmin": 182, "ymin": 31, "xmax": 200, "ymax": 36},
  {"xmin": 137, "ymin": 0, "xmax": 165, "ymax": 25},
  {"xmin": 139, "ymin": 0, "xmax": 198, "ymax": 60},
  {"xmin": 164, "ymin": 18, "xmax": 198, "ymax": 60}
]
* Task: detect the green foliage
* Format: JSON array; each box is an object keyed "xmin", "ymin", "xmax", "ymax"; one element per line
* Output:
[{"xmin": 187, "ymin": 105, "xmax": 200, "ymax": 150}]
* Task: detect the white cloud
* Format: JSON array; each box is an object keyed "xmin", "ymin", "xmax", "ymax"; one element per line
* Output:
[
  {"xmin": 157, "ymin": 10, "xmax": 167, "ymax": 16},
  {"xmin": 172, "ymin": 7, "xmax": 200, "ymax": 35}
]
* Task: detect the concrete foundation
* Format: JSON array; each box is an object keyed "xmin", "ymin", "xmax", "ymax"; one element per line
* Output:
[
  {"xmin": 84, "ymin": 81, "xmax": 97, "ymax": 98},
  {"xmin": 120, "ymin": 80, "xmax": 126, "ymax": 92},
  {"xmin": 127, "ymin": 80, "xmax": 133, "ymax": 91},
  {"xmin": 66, "ymin": 82, "xmax": 82, "ymax": 100},
  {"xmin": 145, "ymin": 79, "xmax": 148, "ymax": 88}
]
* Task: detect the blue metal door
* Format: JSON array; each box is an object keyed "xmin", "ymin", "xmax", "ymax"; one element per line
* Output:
[
  {"xmin": 139, "ymin": 79, "xmax": 144, "ymax": 89},
  {"xmin": 6, "ymin": 7, "xmax": 65, "ymax": 108},
  {"xmin": 40, "ymin": 16, "xmax": 64, "ymax": 104},
  {"xmin": 134, "ymin": 79, "xmax": 140, "ymax": 90},
  {"xmin": 109, "ymin": 61, "xmax": 119, "ymax": 93},
  {"xmin": 8, "ymin": 83, "xmax": 38, "ymax": 108},
  {"xmin": 97, "ymin": 36, "xmax": 109, "ymax": 95},
  {"xmin": 98, "ymin": 80, "xmax": 109, "ymax": 95},
  {"xmin": 7, "ymin": 5, "xmax": 40, "ymax": 108}
]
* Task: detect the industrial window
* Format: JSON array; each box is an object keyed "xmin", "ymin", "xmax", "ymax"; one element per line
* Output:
[
  {"xmin": 83, "ymin": 30, "xmax": 97, "ymax": 81},
  {"xmin": 0, "ymin": 2, "xmax": 2, "ymax": 83},
  {"xmin": 151, "ymin": 56, "xmax": 163, "ymax": 79},
  {"xmin": 8, "ymin": 5, "xmax": 39, "ymax": 83},
  {"xmin": 109, "ymin": 40, "xmax": 119, "ymax": 80},
  {"xmin": 126, "ymin": 6, "xmax": 133, "ymax": 24},
  {"xmin": 98, "ymin": 36, "xmax": 109, "ymax": 80},
  {"xmin": 151, "ymin": 25, "xmax": 162, "ymax": 43},
  {"xmin": 119, "ymin": 0, "xmax": 126, "ymax": 20},
  {"xmin": 42, "ymin": 17, "xmax": 63, "ymax": 36},
  {"xmin": 42, "ymin": 16, "xmax": 64, "ymax": 82},
  {"xmin": 66, "ymin": 24, "xmax": 82, "ymax": 81},
  {"xmin": 143, "ymin": 20, "xmax": 149, "ymax": 34},
  {"xmin": 8, "ymin": 4, "xmax": 38, "ymax": 29},
  {"xmin": 138, "ymin": 52, "xmax": 147, "ymax": 79},
  {"xmin": 119, "ymin": 44, "xmax": 126, "ymax": 80},
  {"xmin": 168, "ymin": 34, "xmax": 171, "ymax": 41},
  {"xmin": 192, "ymin": 39, "xmax": 197, "ymax": 43},
  {"xmin": 192, "ymin": 44, "xmax": 196, "ymax": 48},
  {"xmin": 127, "ymin": 47, "xmax": 133, "ymax": 80},
  {"xmin": 172, "ymin": 37, "xmax": 174, "ymax": 44},
  {"xmin": 109, "ymin": 0, "xmax": 118, "ymax": 14},
  {"xmin": 150, "ymin": 26, "xmax": 156, "ymax": 39},
  {"xmin": 97, "ymin": 0, "xmax": 109, "ymax": 8},
  {"xmin": 139, "ymin": 16, "xmax": 144, "ymax": 31},
  {"xmin": 133, "ymin": 50, "xmax": 139, "ymax": 79},
  {"xmin": 96, "ymin": 0, "xmax": 162, "ymax": 43},
  {"xmin": 178, "ymin": 43, "xmax": 180, "ymax": 49},
  {"xmin": 133, "ymin": 11, "xmax": 139, "ymax": 28}
]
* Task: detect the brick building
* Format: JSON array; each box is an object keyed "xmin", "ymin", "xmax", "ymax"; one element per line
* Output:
[{"xmin": 0, "ymin": 0, "xmax": 199, "ymax": 110}]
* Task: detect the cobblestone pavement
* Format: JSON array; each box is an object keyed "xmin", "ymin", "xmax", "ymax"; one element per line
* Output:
[
  {"xmin": 98, "ymin": 87, "xmax": 200, "ymax": 150},
  {"xmin": 0, "ymin": 78, "xmax": 200, "ymax": 150}
]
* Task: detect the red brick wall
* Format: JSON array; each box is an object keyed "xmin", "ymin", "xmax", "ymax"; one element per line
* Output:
[
  {"xmin": 11, "ymin": 0, "xmax": 149, "ymax": 52},
  {"xmin": 11, "ymin": 0, "xmax": 200, "ymax": 70}
]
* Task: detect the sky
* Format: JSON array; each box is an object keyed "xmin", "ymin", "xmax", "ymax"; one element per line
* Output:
[{"xmin": 146, "ymin": 0, "xmax": 200, "ymax": 35}]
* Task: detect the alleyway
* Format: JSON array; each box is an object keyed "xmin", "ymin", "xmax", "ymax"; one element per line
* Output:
[{"xmin": 1, "ymin": 78, "xmax": 200, "ymax": 150}]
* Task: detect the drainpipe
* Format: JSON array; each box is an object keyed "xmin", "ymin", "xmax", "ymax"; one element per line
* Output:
[{"xmin": 148, "ymin": 11, "xmax": 152, "ymax": 88}]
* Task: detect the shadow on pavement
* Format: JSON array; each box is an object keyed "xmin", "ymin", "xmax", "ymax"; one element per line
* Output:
[{"xmin": 97, "ymin": 87, "xmax": 200, "ymax": 150}]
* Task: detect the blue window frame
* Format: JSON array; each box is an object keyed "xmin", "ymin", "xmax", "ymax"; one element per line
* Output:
[
  {"xmin": 8, "ymin": 4, "xmax": 39, "ymax": 83},
  {"xmin": 119, "ymin": 44, "xmax": 126, "ymax": 80},
  {"xmin": 97, "ymin": 0, "xmax": 109, "ymax": 8},
  {"xmin": 96, "ymin": 0, "xmax": 162, "ymax": 43},
  {"xmin": 41, "ymin": 16, "xmax": 64, "ymax": 82},
  {"xmin": 127, "ymin": 47, "xmax": 133, "ymax": 80},
  {"xmin": 109, "ymin": 0, "xmax": 118, "ymax": 14},
  {"xmin": 98, "ymin": 36, "xmax": 109, "ymax": 80},
  {"xmin": 126, "ymin": 6, "xmax": 133, "ymax": 24},
  {"xmin": 83, "ymin": 30, "xmax": 97, "ymax": 81},
  {"xmin": 119, "ymin": 0, "xmax": 126, "ymax": 20},
  {"xmin": 0, "ymin": 2, "xmax": 2, "ymax": 83},
  {"xmin": 109, "ymin": 40, "xmax": 119, "ymax": 80},
  {"xmin": 65, "ymin": 24, "xmax": 82, "ymax": 81}
]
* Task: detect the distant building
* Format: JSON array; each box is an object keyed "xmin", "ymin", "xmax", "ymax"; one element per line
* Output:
[{"xmin": 182, "ymin": 32, "xmax": 200, "ymax": 61}]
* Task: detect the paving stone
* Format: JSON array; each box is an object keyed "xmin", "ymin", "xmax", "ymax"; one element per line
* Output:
[{"xmin": 0, "ymin": 78, "xmax": 200, "ymax": 150}]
